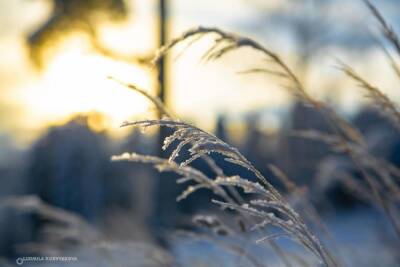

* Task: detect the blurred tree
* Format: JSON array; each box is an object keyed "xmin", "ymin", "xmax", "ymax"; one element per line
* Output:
[
  {"xmin": 27, "ymin": 0, "xmax": 169, "ymax": 105},
  {"xmin": 26, "ymin": 117, "xmax": 111, "ymax": 221},
  {"xmin": 27, "ymin": 0, "xmax": 133, "ymax": 68},
  {"xmin": 25, "ymin": 115, "xmax": 145, "ymax": 220}
]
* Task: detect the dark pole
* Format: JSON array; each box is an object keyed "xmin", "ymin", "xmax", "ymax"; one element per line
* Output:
[
  {"xmin": 158, "ymin": 0, "xmax": 167, "ymax": 106},
  {"xmin": 152, "ymin": 0, "xmax": 174, "ymax": 245}
]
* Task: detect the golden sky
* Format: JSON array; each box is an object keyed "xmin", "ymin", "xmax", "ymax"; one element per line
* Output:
[{"xmin": 0, "ymin": 0, "xmax": 399, "ymax": 145}]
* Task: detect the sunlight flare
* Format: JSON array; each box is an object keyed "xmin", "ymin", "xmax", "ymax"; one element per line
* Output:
[{"xmin": 20, "ymin": 47, "xmax": 154, "ymax": 131}]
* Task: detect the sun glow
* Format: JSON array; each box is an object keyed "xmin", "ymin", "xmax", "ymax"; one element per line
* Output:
[{"xmin": 20, "ymin": 46, "xmax": 155, "ymax": 133}]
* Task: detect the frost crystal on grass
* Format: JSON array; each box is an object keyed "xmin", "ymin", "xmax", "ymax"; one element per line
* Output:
[{"xmin": 113, "ymin": 118, "xmax": 333, "ymax": 266}]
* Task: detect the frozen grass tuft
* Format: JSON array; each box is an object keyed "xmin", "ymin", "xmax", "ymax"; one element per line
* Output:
[{"xmin": 112, "ymin": 118, "xmax": 335, "ymax": 266}]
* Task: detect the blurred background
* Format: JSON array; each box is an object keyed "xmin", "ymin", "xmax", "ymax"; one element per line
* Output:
[{"xmin": 0, "ymin": 0, "xmax": 400, "ymax": 266}]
